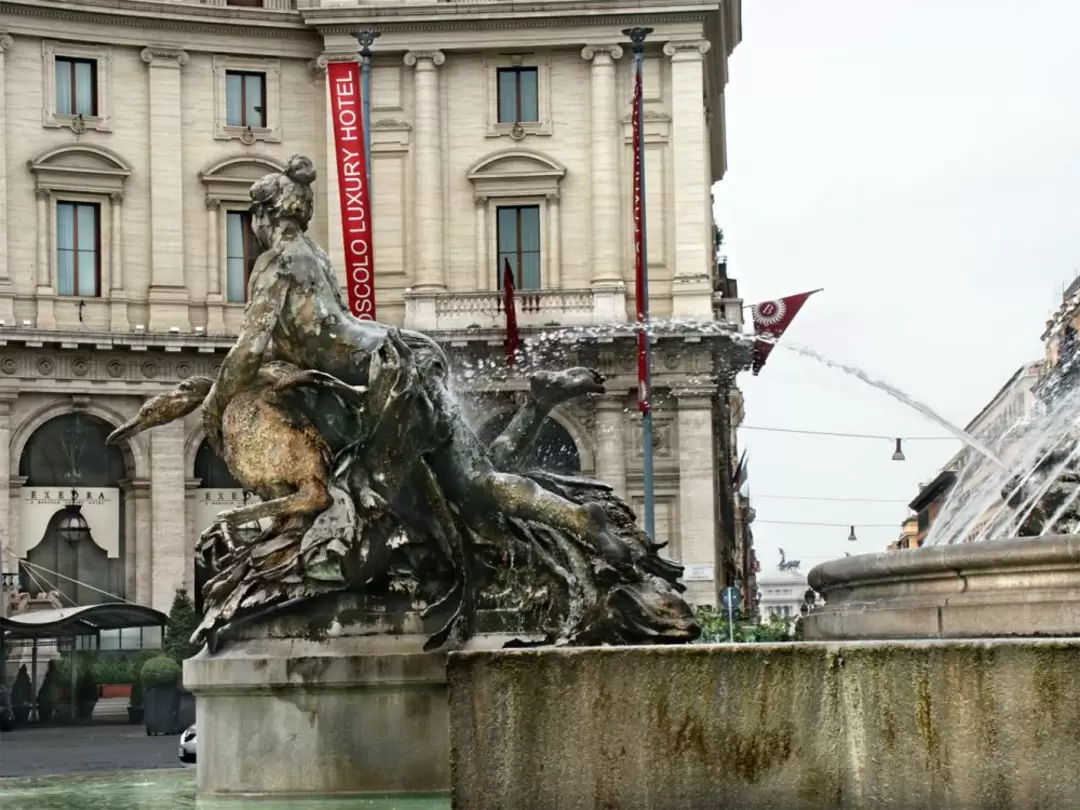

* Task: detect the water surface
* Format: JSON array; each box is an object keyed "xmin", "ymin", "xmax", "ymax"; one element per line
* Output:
[{"xmin": 0, "ymin": 770, "xmax": 450, "ymax": 810}]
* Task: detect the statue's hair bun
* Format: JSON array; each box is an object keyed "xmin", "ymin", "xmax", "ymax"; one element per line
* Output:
[{"xmin": 285, "ymin": 154, "xmax": 316, "ymax": 186}]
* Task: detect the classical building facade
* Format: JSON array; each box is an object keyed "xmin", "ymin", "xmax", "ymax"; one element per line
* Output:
[{"xmin": 0, "ymin": 0, "xmax": 747, "ymax": 620}]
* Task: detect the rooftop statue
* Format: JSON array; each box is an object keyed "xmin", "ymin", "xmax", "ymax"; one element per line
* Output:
[{"xmin": 108, "ymin": 155, "xmax": 699, "ymax": 652}]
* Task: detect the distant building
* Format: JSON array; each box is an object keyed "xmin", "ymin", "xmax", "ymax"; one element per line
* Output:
[{"xmin": 756, "ymin": 551, "xmax": 814, "ymax": 621}]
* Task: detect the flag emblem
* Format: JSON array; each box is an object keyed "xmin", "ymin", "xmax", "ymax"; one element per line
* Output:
[{"xmin": 752, "ymin": 300, "xmax": 787, "ymax": 328}]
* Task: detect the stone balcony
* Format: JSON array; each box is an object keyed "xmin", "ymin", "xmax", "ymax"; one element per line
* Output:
[
  {"xmin": 405, "ymin": 286, "xmax": 746, "ymax": 334},
  {"xmin": 403, "ymin": 285, "xmax": 629, "ymax": 333}
]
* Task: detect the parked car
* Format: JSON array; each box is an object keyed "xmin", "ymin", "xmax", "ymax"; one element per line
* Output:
[
  {"xmin": 0, "ymin": 685, "xmax": 13, "ymax": 732},
  {"xmin": 178, "ymin": 723, "xmax": 196, "ymax": 763}
]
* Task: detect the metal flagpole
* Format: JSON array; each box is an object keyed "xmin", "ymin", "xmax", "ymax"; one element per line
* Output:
[
  {"xmin": 624, "ymin": 26, "xmax": 656, "ymax": 540},
  {"xmin": 352, "ymin": 30, "xmax": 380, "ymax": 193}
]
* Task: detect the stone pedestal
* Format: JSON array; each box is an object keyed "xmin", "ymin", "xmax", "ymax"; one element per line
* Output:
[{"xmin": 184, "ymin": 599, "xmax": 536, "ymax": 797}]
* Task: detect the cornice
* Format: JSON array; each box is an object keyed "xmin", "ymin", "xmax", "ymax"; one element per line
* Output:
[
  {"xmin": 1, "ymin": 0, "xmax": 313, "ymax": 42},
  {"xmin": 311, "ymin": 11, "xmax": 710, "ymax": 38}
]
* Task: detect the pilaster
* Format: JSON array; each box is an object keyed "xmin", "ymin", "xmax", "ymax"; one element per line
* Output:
[
  {"xmin": 663, "ymin": 40, "xmax": 713, "ymax": 320},
  {"xmin": 108, "ymin": 191, "xmax": 128, "ymax": 331},
  {"xmin": 130, "ymin": 478, "xmax": 152, "ymax": 606},
  {"xmin": 581, "ymin": 45, "xmax": 624, "ymax": 292},
  {"xmin": 0, "ymin": 394, "xmax": 15, "ymax": 602},
  {"xmin": 150, "ymin": 419, "xmax": 186, "ymax": 613},
  {"xmin": 141, "ymin": 47, "xmax": 191, "ymax": 331},
  {"xmin": 405, "ymin": 50, "xmax": 447, "ymax": 291},
  {"xmin": 34, "ymin": 188, "xmax": 55, "ymax": 329},
  {"xmin": 594, "ymin": 393, "xmax": 628, "ymax": 499},
  {"xmin": 205, "ymin": 199, "xmax": 227, "ymax": 335},
  {"xmin": 0, "ymin": 34, "xmax": 13, "ymax": 324},
  {"xmin": 674, "ymin": 387, "xmax": 718, "ymax": 602}
]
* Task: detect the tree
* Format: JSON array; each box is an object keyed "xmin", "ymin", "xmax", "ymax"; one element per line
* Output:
[{"xmin": 163, "ymin": 589, "xmax": 202, "ymax": 662}]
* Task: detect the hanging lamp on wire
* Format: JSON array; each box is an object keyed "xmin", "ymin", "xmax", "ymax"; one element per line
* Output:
[
  {"xmin": 892, "ymin": 438, "xmax": 906, "ymax": 461},
  {"xmin": 847, "ymin": 525, "xmax": 858, "ymax": 542}
]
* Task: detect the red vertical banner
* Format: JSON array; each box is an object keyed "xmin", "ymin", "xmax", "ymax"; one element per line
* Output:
[
  {"xmin": 632, "ymin": 61, "xmax": 649, "ymax": 413},
  {"xmin": 502, "ymin": 258, "xmax": 520, "ymax": 367},
  {"xmin": 327, "ymin": 61, "xmax": 376, "ymax": 321}
]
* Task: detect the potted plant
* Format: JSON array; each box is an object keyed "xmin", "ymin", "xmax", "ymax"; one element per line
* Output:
[
  {"xmin": 95, "ymin": 657, "xmax": 134, "ymax": 700},
  {"xmin": 164, "ymin": 589, "xmax": 202, "ymax": 730},
  {"xmin": 128, "ymin": 651, "xmax": 155, "ymax": 725},
  {"xmin": 76, "ymin": 663, "xmax": 100, "ymax": 720},
  {"xmin": 10, "ymin": 665, "xmax": 31, "ymax": 725},
  {"xmin": 141, "ymin": 654, "xmax": 182, "ymax": 735},
  {"xmin": 36, "ymin": 661, "xmax": 58, "ymax": 724}
]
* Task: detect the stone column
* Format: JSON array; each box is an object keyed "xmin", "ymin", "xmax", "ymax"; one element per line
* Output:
[
  {"xmin": 205, "ymin": 199, "xmax": 227, "ymax": 334},
  {"xmin": 546, "ymin": 192, "xmax": 562, "ymax": 290},
  {"xmin": 0, "ymin": 35, "xmax": 13, "ymax": 323},
  {"xmin": 674, "ymin": 388, "xmax": 718, "ymax": 602},
  {"xmin": 663, "ymin": 40, "xmax": 713, "ymax": 319},
  {"xmin": 580, "ymin": 45, "xmax": 623, "ymax": 287},
  {"xmin": 141, "ymin": 47, "xmax": 190, "ymax": 331},
  {"xmin": 593, "ymin": 393, "xmax": 627, "ymax": 499},
  {"xmin": 132, "ymin": 479, "xmax": 152, "ymax": 606},
  {"xmin": 0, "ymin": 394, "xmax": 14, "ymax": 613},
  {"xmin": 185, "ymin": 479, "xmax": 200, "ymax": 595},
  {"xmin": 35, "ymin": 189, "xmax": 49, "ymax": 289},
  {"xmin": 150, "ymin": 419, "xmax": 186, "ymax": 613},
  {"xmin": 474, "ymin": 195, "xmax": 488, "ymax": 291},
  {"xmin": 34, "ymin": 188, "xmax": 56, "ymax": 329},
  {"xmin": 405, "ymin": 51, "xmax": 446, "ymax": 291},
  {"xmin": 109, "ymin": 192, "xmax": 127, "ymax": 330}
]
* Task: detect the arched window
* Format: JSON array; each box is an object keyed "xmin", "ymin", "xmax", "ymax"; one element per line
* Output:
[
  {"xmin": 194, "ymin": 439, "xmax": 241, "ymax": 489},
  {"xmin": 17, "ymin": 413, "xmax": 127, "ymax": 605},
  {"xmin": 19, "ymin": 412, "xmax": 126, "ymax": 487},
  {"xmin": 478, "ymin": 412, "xmax": 581, "ymax": 476}
]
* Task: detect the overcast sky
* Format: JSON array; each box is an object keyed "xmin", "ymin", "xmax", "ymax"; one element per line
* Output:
[{"xmin": 717, "ymin": 1, "xmax": 1080, "ymax": 573}]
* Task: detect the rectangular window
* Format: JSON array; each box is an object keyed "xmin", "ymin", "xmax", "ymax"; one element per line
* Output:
[
  {"xmin": 56, "ymin": 201, "xmax": 100, "ymax": 297},
  {"xmin": 496, "ymin": 205, "xmax": 541, "ymax": 290},
  {"xmin": 226, "ymin": 211, "xmax": 258, "ymax": 303},
  {"xmin": 226, "ymin": 0, "xmax": 264, "ymax": 5},
  {"xmin": 225, "ymin": 70, "xmax": 267, "ymax": 128},
  {"xmin": 496, "ymin": 67, "xmax": 539, "ymax": 124},
  {"xmin": 55, "ymin": 57, "xmax": 98, "ymax": 117}
]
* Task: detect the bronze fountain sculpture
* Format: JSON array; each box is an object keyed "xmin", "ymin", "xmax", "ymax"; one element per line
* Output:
[{"xmin": 109, "ymin": 155, "xmax": 699, "ymax": 653}]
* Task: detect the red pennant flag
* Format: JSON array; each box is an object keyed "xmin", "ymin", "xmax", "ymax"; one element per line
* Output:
[
  {"xmin": 503, "ymin": 258, "xmax": 520, "ymax": 367},
  {"xmin": 751, "ymin": 289, "xmax": 822, "ymax": 375},
  {"xmin": 631, "ymin": 55, "xmax": 650, "ymax": 413}
]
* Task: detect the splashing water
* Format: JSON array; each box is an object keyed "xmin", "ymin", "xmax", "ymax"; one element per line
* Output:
[
  {"xmin": 776, "ymin": 343, "xmax": 1007, "ymax": 469},
  {"xmin": 925, "ymin": 371, "xmax": 1080, "ymax": 546},
  {"xmin": 446, "ymin": 316, "xmax": 1004, "ymax": 472}
]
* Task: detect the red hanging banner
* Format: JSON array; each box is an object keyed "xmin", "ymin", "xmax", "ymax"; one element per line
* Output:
[
  {"xmin": 632, "ymin": 62, "xmax": 650, "ymax": 413},
  {"xmin": 328, "ymin": 60, "xmax": 376, "ymax": 321}
]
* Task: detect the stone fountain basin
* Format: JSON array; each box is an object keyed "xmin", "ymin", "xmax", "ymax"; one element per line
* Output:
[{"xmin": 804, "ymin": 534, "xmax": 1080, "ymax": 640}]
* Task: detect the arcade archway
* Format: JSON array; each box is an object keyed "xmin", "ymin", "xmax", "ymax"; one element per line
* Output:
[{"xmin": 17, "ymin": 413, "xmax": 128, "ymax": 606}]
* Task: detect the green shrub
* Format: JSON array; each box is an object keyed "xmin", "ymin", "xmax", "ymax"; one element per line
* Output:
[
  {"xmin": 37, "ymin": 661, "xmax": 58, "ymax": 706},
  {"xmin": 129, "ymin": 651, "xmax": 157, "ymax": 708},
  {"xmin": 93, "ymin": 657, "xmax": 135, "ymax": 685},
  {"xmin": 140, "ymin": 655, "xmax": 181, "ymax": 689},
  {"xmin": 76, "ymin": 662, "xmax": 99, "ymax": 703},
  {"xmin": 693, "ymin": 605, "xmax": 794, "ymax": 644},
  {"xmin": 11, "ymin": 665, "xmax": 31, "ymax": 707},
  {"xmin": 164, "ymin": 589, "xmax": 202, "ymax": 663}
]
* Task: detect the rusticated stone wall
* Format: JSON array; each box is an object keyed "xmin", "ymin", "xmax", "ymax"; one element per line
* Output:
[{"xmin": 448, "ymin": 640, "xmax": 1080, "ymax": 810}]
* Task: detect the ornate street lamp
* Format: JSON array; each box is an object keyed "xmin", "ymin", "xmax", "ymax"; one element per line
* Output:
[{"xmin": 57, "ymin": 492, "xmax": 92, "ymax": 547}]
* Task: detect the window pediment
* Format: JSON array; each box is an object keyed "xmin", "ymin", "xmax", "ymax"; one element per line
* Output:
[
  {"xmin": 467, "ymin": 149, "xmax": 566, "ymax": 200},
  {"xmin": 28, "ymin": 144, "xmax": 132, "ymax": 196},
  {"xmin": 199, "ymin": 154, "xmax": 284, "ymax": 203}
]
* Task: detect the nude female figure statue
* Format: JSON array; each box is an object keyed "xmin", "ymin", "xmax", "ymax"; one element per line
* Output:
[{"xmin": 199, "ymin": 155, "xmax": 632, "ymax": 570}]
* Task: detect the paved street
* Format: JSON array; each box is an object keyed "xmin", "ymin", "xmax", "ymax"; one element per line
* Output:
[{"xmin": 0, "ymin": 723, "xmax": 186, "ymax": 778}]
